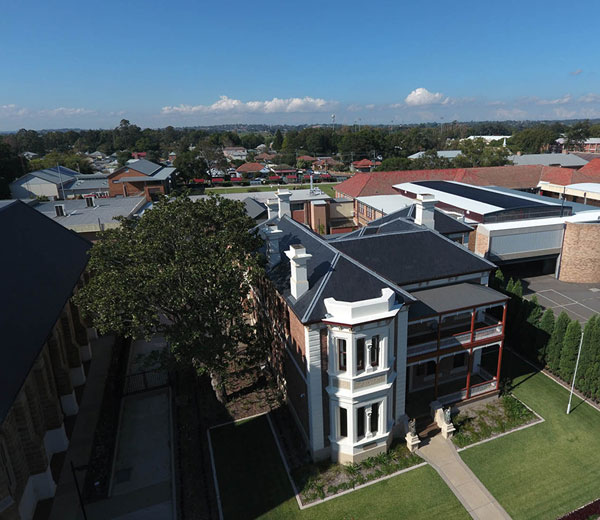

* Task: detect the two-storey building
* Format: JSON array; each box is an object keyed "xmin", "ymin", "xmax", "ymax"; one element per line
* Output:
[{"xmin": 255, "ymin": 191, "xmax": 508, "ymax": 464}]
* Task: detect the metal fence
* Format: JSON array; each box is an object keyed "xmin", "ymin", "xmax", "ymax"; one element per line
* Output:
[{"xmin": 124, "ymin": 369, "xmax": 169, "ymax": 395}]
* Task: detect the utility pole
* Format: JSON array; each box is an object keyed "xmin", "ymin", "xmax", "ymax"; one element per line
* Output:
[{"xmin": 566, "ymin": 330, "xmax": 585, "ymax": 414}]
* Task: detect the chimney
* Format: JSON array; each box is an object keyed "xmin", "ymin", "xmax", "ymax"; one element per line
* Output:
[
  {"xmin": 276, "ymin": 189, "xmax": 292, "ymax": 218},
  {"xmin": 264, "ymin": 225, "xmax": 283, "ymax": 268},
  {"xmin": 285, "ymin": 244, "xmax": 312, "ymax": 299},
  {"xmin": 415, "ymin": 193, "xmax": 436, "ymax": 229},
  {"xmin": 266, "ymin": 199, "xmax": 278, "ymax": 220}
]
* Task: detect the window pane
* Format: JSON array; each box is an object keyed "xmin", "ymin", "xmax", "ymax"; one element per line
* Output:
[
  {"xmin": 338, "ymin": 339, "xmax": 347, "ymax": 371},
  {"xmin": 370, "ymin": 335, "xmax": 380, "ymax": 367},
  {"xmin": 340, "ymin": 407, "xmax": 347, "ymax": 437},
  {"xmin": 357, "ymin": 406, "xmax": 365, "ymax": 437},
  {"xmin": 370, "ymin": 403, "xmax": 379, "ymax": 433},
  {"xmin": 357, "ymin": 338, "xmax": 365, "ymax": 371}
]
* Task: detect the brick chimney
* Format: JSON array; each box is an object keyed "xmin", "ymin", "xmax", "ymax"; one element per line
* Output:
[
  {"xmin": 415, "ymin": 193, "xmax": 436, "ymax": 229},
  {"xmin": 277, "ymin": 189, "xmax": 292, "ymax": 218},
  {"xmin": 285, "ymin": 244, "xmax": 312, "ymax": 299}
]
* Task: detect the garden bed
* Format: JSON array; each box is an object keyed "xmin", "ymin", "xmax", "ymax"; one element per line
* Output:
[
  {"xmin": 291, "ymin": 441, "xmax": 422, "ymax": 504},
  {"xmin": 452, "ymin": 394, "xmax": 537, "ymax": 449},
  {"xmin": 558, "ymin": 497, "xmax": 600, "ymax": 520}
]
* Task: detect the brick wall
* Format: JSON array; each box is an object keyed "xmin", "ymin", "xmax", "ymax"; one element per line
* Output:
[
  {"xmin": 559, "ymin": 223, "xmax": 600, "ymax": 283},
  {"xmin": 474, "ymin": 229, "xmax": 490, "ymax": 258}
]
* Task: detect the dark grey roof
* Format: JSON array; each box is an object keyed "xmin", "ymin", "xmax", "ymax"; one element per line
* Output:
[
  {"xmin": 331, "ymin": 230, "xmax": 494, "ymax": 286},
  {"xmin": 414, "ymin": 181, "xmax": 554, "ymax": 210},
  {"xmin": 408, "ymin": 282, "xmax": 508, "ymax": 320},
  {"xmin": 0, "ymin": 201, "xmax": 90, "ymax": 423},
  {"xmin": 127, "ymin": 159, "xmax": 162, "ymax": 176},
  {"xmin": 243, "ymin": 197, "xmax": 267, "ymax": 220},
  {"xmin": 267, "ymin": 217, "xmax": 414, "ymax": 323},
  {"xmin": 11, "ymin": 166, "xmax": 79, "ymax": 187}
]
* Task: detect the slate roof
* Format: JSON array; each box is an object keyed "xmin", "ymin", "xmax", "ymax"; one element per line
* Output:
[
  {"xmin": 0, "ymin": 201, "xmax": 91, "ymax": 423},
  {"xmin": 267, "ymin": 216, "xmax": 414, "ymax": 323},
  {"xmin": 243, "ymin": 197, "xmax": 267, "ymax": 220},
  {"xmin": 331, "ymin": 229, "xmax": 494, "ymax": 287}
]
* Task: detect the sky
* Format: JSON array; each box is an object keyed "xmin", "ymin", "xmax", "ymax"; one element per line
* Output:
[{"xmin": 1, "ymin": 0, "xmax": 600, "ymax": 130}]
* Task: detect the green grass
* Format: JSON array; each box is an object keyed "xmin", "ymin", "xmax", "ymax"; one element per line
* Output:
[
  {"xmin": 210, "ymin": 415, "xmax": 469, "ymax": 520},
  {"xmin": 460, "ymin": 350, "xmax": 600, "ymax": 519},
  {"xmin": 205, "ymin": 182, "xmax": 339, "ymax": 198}
]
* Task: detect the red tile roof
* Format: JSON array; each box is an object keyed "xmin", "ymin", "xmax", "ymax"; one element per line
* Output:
[
  {"xmin": 236, "ymin": 162, "xmax": 264, "ymax": 173},
  {"xmin": 579, "ymin": 158, "xmax": 600, "ymax": 174},
  {"xmin": 255, "ymin": 152, "xmax": 275, "ymax": 161},
  {"xmin": 297, "ymin": 155, "xmax": 317, "ymax": 162},
  {"xmin": 335, "ymin": 166, "xmax": 553, "ymax": 198}
]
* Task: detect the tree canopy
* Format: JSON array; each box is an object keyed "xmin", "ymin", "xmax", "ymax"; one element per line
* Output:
[{"xmin": 75, "ymin": 195, "xmax": 264, "ymax": 402}]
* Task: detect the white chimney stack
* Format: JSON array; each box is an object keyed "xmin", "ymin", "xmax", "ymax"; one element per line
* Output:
[
  {"xmin": 266, "ymin": 199, "xmax": 278, "ymax": 220},
  {"xmin": 285, "ymin": 244, "xmax": 312, "ymax": 299},
  {"xmin": 264, "ymin": 225, "xmax": 283, "ymax": 268},
  {"xmin": 415, "ymin": 193, "xmax": 436, "ymax": 229},
  {"xmin": 277, "ymin": 189, "xmax": 292, "ymax": 218}
]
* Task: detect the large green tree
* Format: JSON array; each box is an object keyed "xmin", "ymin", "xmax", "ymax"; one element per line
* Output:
[
  {"xmin": 75, "ymin": 195, "xmax": 264, "ymax": 403},
  {"xmin": 0, "ymin": 141, "xmax": 28, "ymax": 198},
  {"xmin": 564, "ymin": 120, "xmax": 591, "ymax": 151},
  {"xmin": 454, "ymin": 138, "xmax": 512, "ymax": 168},
  {"xmin": 546, "ymin": 312, "xmax": 571, "ymax": 373},
  {"xmin": 575, "ymin": 316, "xmax": 599, "ymax": 395},
  {"xmin": 559, "ymin": 320, "xmax": 582, "ymax": 383},
  {"xmin": 537, "ymin": 308, "xmax": 555, "ymax": 364}
]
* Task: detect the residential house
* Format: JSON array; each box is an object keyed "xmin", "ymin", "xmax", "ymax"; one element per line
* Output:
[
  {"xmin": 508, "ymin": 153, "xmax": 587, "ymax": 169},
  {"xmin": 350, "ymin": 159, "xmax": 381, "ymax": 173},
  {"xmin": 236, "ymin": 162, "xmax": 266, "ymax": 177},
  {"xmin": 223, "ymin": 147, "xmax": 248, "ymax": 162},
  {"xmin": 108, "ymin": 159, "xmax": 176, "ymax": 200},
  {"xmin": 255, "ymin": 191, "xmax": 508, "ymax": 463},
  {"xmin": 556, "ymin": 137, "xmax": 600, "ymax": 154},
  {"xmin": 9, "ymin": 167, "xmax": 109, "ymax": 200},
  {"xmin": 0, "ymin": 200, "xmax": 94, "ymax": 520}
]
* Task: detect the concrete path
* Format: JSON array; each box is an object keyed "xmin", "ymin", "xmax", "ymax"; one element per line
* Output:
[{"xmin": 418, "ymin": 435, "xmax": 511, "ymax": 520}]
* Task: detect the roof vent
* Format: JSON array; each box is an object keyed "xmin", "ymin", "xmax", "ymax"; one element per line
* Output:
[
  {"xmin": 85, "ymin": 196, "xmax": 96, "ymax": 208},
  {"xmin": 54, "ymin": 204, "xmax": 65, "ymax": 217}
]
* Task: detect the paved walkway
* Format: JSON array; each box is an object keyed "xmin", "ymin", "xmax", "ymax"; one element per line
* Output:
[{"xmin": 418, "ymin": 435, "xmax": 511, "ymax": 520}]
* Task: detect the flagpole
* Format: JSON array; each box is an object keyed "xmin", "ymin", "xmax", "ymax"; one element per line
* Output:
[
  {"xmin": 57, "ymin": 163, "xmax": 66, "ymax": 200},
  {"xmin": 566, "ymin": 330, "xmax": 585, "ymax": 414}
]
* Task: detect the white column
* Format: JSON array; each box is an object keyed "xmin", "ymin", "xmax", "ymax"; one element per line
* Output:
[
  {"xmin": 305, "ymin": 326, "xmax": 326, "ymax": 459},
  {"xmin": 365, "ymin": 406, "xmax": 372, "ymax": 437}
]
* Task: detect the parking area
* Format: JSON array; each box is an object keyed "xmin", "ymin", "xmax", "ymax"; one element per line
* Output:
[{"xmin": 522, "ymin": 274, "xmax": 600, "ymax": 323}]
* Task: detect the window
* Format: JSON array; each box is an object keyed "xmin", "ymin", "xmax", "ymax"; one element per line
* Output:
[
  {"xmin": 357, "ymin": 407, "xmax": 365, "ymax": 437},
  {"xmin": 366, "ymin": 206, "xmax": 373, "ymax": 218},
  {"xmin": 0, "ymin": 439, "xmax": 16, "ymax": 494},
  {"xmin": 339, "ymin": 407, "xmax": 348, "ymax": 438},
  {"xmin": 337, "ymin": 339, "xmax": 347, "ymax": 372},
  {"xmin": 453, "ymin": 352, "xmax": 467, "ymax": 369},
  {"xmin": 356, "ymin": 338, "xmax": 365, "ymax": 371},
  {"xmin": 370, "ymin": 403, "xmax": 379, "ymax": 434},
  {"xmin": 426, "ymin": 360, "xmax": 436, "ymax": 376},
  {"xmin": 370, "ymin": 335, "xmax": 380, "ymax": 367}
]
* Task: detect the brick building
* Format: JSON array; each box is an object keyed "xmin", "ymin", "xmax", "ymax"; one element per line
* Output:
[
  {"xmin": 0, "ymin": 201, "xmax": 93, "ymax": 519},
  {"xmin": 255, "ymin": 192, "xmax": 508, "ymax": 463},
  {"xmin": 108, "ymin": 159, "xmax": 176, "ymax": 200}
]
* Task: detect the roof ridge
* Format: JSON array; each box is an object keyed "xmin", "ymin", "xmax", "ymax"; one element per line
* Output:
[
  {"xmin": 333, "ymin": 228, "xmax": 426, "ymax": 242},
  {"xmin": 301, "ymin": 253, "xmax": 340, "ymax": 322}
]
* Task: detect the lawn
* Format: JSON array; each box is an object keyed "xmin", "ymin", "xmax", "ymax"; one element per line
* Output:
[
  {"xmin": 205, "ymin": 182, "xmax": 339, "ymax": 198},
  {"xmin": 210, "ymin": 415, "xmax": 469, "ymax": 520},
  {"xmin": 460, "ymin": 350, "xmax": 600, "ymax": 519}
]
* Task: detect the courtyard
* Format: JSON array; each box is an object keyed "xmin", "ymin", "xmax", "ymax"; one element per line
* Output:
[{"xmin": 208, "ymin": 350, "xmax": 600, "ymax": 519}]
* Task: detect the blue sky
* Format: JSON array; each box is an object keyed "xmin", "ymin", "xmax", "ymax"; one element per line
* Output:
[{"xmin": 1, "ymin": 0, "xmax": 599, "ymax": 130}]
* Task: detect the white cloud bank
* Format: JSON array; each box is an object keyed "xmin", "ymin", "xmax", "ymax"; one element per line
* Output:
[
  {"xmin": 161, "ymin": 95, "xmax": 336, "ymax": 115},
  {"xmin": 1, "ymin": 104, "xmax": 94, "ymax": 118},
  {"xmin": 404, "ymin": 87, "xmax": 449, "ymax": 106}
]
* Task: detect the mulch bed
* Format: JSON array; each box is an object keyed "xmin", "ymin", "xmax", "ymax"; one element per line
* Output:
[
  {"xmin": 452, "ymin": 394, "xmax": 537, "ymax": 448},
  {"xmin": 557, "ymin": 498, "xmax": 600, "ymax": 520}
]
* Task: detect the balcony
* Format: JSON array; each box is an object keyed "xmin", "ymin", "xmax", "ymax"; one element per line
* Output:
[{"xmin": 407, "ymin": 313, "xmax": 503, "ymax": 358}]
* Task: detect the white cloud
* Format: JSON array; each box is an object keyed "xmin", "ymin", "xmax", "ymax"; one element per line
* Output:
[
  {"xmin": 496, "ymin": 108, "xmax": 527, "ymax": 119},
  {"xmin": 536, "ymin": 94, "xmax": 572, "ymax": 105},
  {"xmin": 404, "ymin": 88, "xmax": 449, "ymax": 106},
  {"xmin": 161, "ymin": 95, "xmax": 335, "ymax": 115},
  {"xmin": 553, "ymin": 107, "xmax": 577, "ymax": 119},
  {"xmin": 579, "ymin": 93, "xmax": 600, "ymax": 103},
  {"xmin": 0, "ymin": 104, "xmax": 94, "ymax": 118},
  {"xmin": 570, "ymin": 68, "xmax": 583, "ymax": 76},
  {"xmin": 40, "ymin": 107, "xmax": 95, "ymax": 116},
  {"xmin": 0, "ymin": 104, "xmax": 29, "ymax": 117}
]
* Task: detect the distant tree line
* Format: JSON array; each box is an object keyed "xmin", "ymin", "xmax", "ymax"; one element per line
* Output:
[{"xmin": 492, "ymin": 270, "xmax": 600, "ymax": 402}]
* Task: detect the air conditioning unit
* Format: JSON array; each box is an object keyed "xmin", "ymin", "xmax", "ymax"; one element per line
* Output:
[
  {"xmin": 85, "ymin": 196, "xmax": 96, "ymax": 208},
  {"xmin": 55, "ymin": 204, "xmax": 65, "ymax": 217}
]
